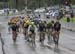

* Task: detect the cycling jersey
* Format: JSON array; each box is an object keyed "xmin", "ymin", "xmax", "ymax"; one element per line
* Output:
[
  {"xmin": 11, "ymin": 24, "xmax": 18, "ymax": 31},
  {"xmin": 53, "ymin": 22, "xmax": 61, "ymax": 32},
  {"xmin": 39, "ymin": 23, "xmax": 45, "ymax": 32},
  {"xmin": 46, "ymin": 23, "xmax": 52, "ymax": 29},
  {"xmin": 23, "ymin": 19, "xmax": 30, "ymax": 28},
  {"xmin": 30, "ymin": 25, "xmax": 35, "ymax": 33}
]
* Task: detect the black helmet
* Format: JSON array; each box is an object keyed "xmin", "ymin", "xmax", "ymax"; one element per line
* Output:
[{"xmin": 51, "ymin": 20, "xmax": 54, "ymax": 24}]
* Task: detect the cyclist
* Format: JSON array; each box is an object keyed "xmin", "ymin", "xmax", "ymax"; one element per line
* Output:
[
  {"xmin": 46, "ymin": 21, "xmax": 53, "ymax": 44},
  {"xmin": 52, "ymin": 20, "xmax": 61, "ymax": 47},
  {"xmin": 11, "ymin": 23, "xmax": 18, "ymax": 43},
  {"xmin": 28, "ymin": 22, "xmax": 36, "ymax": 47},
  {"xmin": 23, "ymin": 17, "xmax": 30, "ymax": 40},
  {"xmin": 38, "ymin": 21, "xmax": 45, "ymax": 45}
]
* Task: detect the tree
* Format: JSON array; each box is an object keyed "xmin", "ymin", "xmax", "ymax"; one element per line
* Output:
[
  {"xmin": 7, "ymin": 0, "xmax": 75, "ymax": 10},
  {"xmin": 8, "ymin": 0, "xmax": 25, "ymax": 10},
  {"xmin": 9, "ymin": 0, "xmax": 16, "ymax": 8},
  {"xmin": 17, "ymin": 0, "xmax": 25, "ymax": 10}
]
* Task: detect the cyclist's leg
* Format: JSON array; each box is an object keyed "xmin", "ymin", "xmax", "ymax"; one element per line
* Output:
[
  {"xmin": 34, "ymin": 33, "xmax": 36, "ymax": 44},
  {"xmin": 48, "ymin": 32, "xmax": 51, "ymax": 43},
  {"xmin": 53, "ymin": 36, "xmax": 57, "ymax": 46},
  {"xmin": 12, "ymin": 31, "xmax": 15, "ymax": 42},
  {"xmin": 32, "ymin": 33, "xmax": 36, "ymax": 47},
  {"xmin": 47, "ymin": 29, "xmax": 51, "ymax": 43},
  {"xmin": 53, "ymin": 31, "xmax": 59, "ymax": 47},
  {"xmin": 41, "ymin": 32, "xmax": 45, "ymax": 45},
  {"xmin": 28, "ymin": 32, "xmax": 32, "ymax": 42},
  {"xmin": 26, "ymin": 28, "xmax": 29, "ymax": 41},
  {"xmin": 15, "ymin": 32, "xmax": 17, "ymax": 42},
  {"xmin": 40, "ymin": 32, "xmax": 43, "ymax": 42},
  {"xmin": 43, "ymin": 32, "xmax": 45, "ymax": 41},
  {"xmin": 30, "ymin": 33, "xmax": 34, "ymax": 46},
  {"xmin": 33, "ymin": 33, "xmax": 36, "ymax": 47},
  {"xmin": 50, "ymin": 29, "xmax": 53, "ymax": 42},
  {"xmin": 51, "ymin": 29, "xmax": 54, "ymax": 41},
  {"xmin": 24, "ymin": 28, "xmax": 27, "ymax": 40},
  {"xmin": 19, "ymin": 24, "xmax": 21, "ymax": 32},
  {"xmin": 12, "ymin": 31, "xmax": 17, "ymax": 42},
  {"xmin": 56, "ymin": 32, "xmax": 60, "ymax": 46},
  {"xmin": 53, "ymin": 31, "xmax": 57, "ymax": 45},
  {"xmin": 17, "ymin": 25, "xmax": 19, "ymax": 32},
  {"xmin": 23, "ymin": 28, "xmax": 25, "ymax": 37},
  {"xmin": 39, "ymin": 32, "xmax": 41, "ymax": 42}
]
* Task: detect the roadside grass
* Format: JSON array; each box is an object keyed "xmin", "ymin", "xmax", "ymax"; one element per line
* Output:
[{"xmin": 60, "ymin": 17, "xmax": 75, "ymax": 23}]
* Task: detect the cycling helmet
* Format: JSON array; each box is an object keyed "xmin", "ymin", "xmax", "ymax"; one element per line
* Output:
[
  {"xmin": 51, "ymin": 20, "xmax": 54, "ymax": 24},
  {"xmin": 31, "ymin": 22, "xmax": 35, "ymax": 25}
]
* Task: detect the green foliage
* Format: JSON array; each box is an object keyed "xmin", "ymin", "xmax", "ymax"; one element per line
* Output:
[
  {"xmin": 1, "ymin": 0, "xmax": 75, "ymax": 9},
  {"xmin": 60, "ymin": 17, "xmax": 75, "ymax": 23},
  {"xmin": 7, "ymin": 0, "xmax": 24, "ymax": 10}
]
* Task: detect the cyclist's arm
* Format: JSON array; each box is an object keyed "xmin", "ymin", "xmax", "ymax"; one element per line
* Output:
[{"xmin": 28, "ymin": 25, "xmax": 31, "ymax": 34}]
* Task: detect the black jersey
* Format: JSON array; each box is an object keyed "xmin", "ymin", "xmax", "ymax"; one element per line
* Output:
[
  {"xmin": 11, "ymin": 25, "xmax": 18, "ymax": 31},
  {"xmin": 54, "ymin": 22, "xmax": 61, "ymax": 32}
]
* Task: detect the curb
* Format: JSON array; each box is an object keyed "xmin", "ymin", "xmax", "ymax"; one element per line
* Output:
[{"xmin": 62, "ymin": 27, "xmax": 75, "ymax": 32}]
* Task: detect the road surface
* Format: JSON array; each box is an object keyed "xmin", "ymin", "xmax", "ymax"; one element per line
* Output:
[{"xmin": 0, "ymin": 14, "xmax": 75, "ymax": 54}]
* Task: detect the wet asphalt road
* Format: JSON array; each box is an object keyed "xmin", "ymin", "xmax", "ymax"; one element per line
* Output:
[{"xmin": 0, "ymin": 14, "xmax": 75, "ymax": 54}]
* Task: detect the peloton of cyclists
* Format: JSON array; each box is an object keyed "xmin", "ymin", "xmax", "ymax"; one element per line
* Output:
[{"xmin": 8, "ymin": 15, "xmax": 61, "ymax": 48}]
